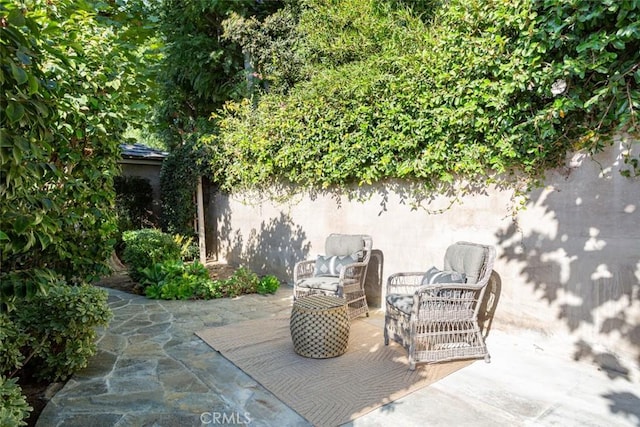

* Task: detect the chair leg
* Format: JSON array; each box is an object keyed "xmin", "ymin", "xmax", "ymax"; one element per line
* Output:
[{"xmin": 408, "ymin": 342, "xmax": 416, "ymax": 370}]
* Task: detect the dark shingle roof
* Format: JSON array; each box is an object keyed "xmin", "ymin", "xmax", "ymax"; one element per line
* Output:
[{"xmin": 120, "ymin": 143, "xmax": 168, "ymax": 160}]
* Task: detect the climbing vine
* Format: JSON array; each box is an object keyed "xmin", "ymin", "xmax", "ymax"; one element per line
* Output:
[{"xmin": 201, "ymin": 0, "xmax": 638, "ymax": 199}]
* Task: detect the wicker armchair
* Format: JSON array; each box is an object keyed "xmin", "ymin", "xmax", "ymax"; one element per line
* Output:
[
  {"xmin": 293, "ymin": 234, "xmax": 372, "ymax": 319},
  {"xmin": 384, "ymin": 241, "xmax": 496, "ymax": 370}
]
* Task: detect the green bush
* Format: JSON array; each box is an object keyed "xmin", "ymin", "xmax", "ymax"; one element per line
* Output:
[
  {"xmin": 257, "ymin": 275, "xmax": 280, "ymax": 295},
  {"xmin": 122, "ymin": 228, "xmax": 182, "ymax": 282},
  {"xmin": 13, "ymin": 284, "xmax": 112, "ymax": 382},
  {"xmin": 142, "ymin": 260, "xmax": 211, "ymax": 300},
  {"xmin": 140, "ymin": 261, "xmax": 265, "ymax": 300},
  {"xmin": 217, "ymin": 267, "xmax": 259, "ymax": 298},
  {"xmin": 174, "ymin": 234, "xmax": 199, "ymax": 262},
  {"xmin": 202, "ymin": 0, "xmax": 640, "ymax": 201},
  {"xmin": 0, "ymin": 376, "xmax": 32, "ymax": 427},
  {"xmin": 0, "ymin": 314, "xmax": 28, "ymax": 375}
]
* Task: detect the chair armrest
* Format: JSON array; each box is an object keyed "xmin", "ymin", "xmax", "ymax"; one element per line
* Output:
[
  {"xmin": 339, "ymin": 262, "xmax": 368, "ymax": 293},
  {"xmin": 412, "ymin": 283, "xmax": 485, "ymax": 318},
  {"xmin": 415, "ymin": 281, "xmax": 486, "ymax": 293},
  {"xmin": 340, "ymin": 261, "xmax": 368, "ymax": 281},
  {"xmin": 294, "ymin": 260, "xmax": 315, "ymax": 283},
  {"xmin": 385, "ymin": 272, "xmax": 426, "ymax": 296}
]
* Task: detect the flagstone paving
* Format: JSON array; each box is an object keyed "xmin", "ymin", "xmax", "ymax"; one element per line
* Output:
[
  {"xmin": 36, "ymin": 287, "xmax": 310, "ymax": 427},
  {"xmin": 37, "ymin": 286, "xmax": 640, "ymax": 427}
]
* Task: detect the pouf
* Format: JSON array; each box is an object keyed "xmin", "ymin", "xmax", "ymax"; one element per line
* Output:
[{"xmin": 290, "ymin": 294, "xmax": 350, "ymax": 358}]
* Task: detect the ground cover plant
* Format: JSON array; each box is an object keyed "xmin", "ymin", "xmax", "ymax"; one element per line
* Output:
[
  {"xmin": 121, "ymin": 228, "xmax": 183, "ymax": 282},
  {"xmin": 136, "ymin": 254, "xmax": 280, "ymax": 300}
]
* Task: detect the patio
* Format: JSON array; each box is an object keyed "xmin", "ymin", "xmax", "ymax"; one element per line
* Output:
[{"xmin": 36, "ymin": 286, "xmax": 640, "ymax": 426}]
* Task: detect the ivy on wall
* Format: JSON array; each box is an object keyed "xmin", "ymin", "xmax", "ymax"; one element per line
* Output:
[{"xmin": 200, "ymin": 0, "xmax": 639, "ymax": 199}]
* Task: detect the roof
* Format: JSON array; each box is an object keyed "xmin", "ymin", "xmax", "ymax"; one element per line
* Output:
[{"xmin": 119, "ymin": 143, "xmax": 168, "ymax": 161}]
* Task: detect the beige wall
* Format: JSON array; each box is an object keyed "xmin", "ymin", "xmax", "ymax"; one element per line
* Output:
[
  {"xmin": 119, "ymin": 161, "xmax": 163, "ymax": 221},
  {"xmin": 212, "ymin": 141, "xmax": 640, "ymax": 375}
]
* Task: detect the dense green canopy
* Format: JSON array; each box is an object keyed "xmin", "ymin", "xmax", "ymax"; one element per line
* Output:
[
  {"xmin": 197, "ymin": 0, "xmax": 639, "ymax": 197},
  {"xmin": 1, "ymin": 0, "xmax": 158, "ymax": 308}
]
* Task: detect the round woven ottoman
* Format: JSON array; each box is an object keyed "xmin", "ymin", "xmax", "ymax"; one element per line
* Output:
[{"xmin": 290, "ymin": 294, "xmax": 350, "ymax": 358}]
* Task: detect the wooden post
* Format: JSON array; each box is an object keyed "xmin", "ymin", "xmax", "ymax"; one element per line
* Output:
[{"xmin": 196, "ymin": 175, "xmax": 206, "ymax": 264}]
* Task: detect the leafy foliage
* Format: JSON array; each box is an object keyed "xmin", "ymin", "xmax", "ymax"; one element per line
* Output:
[
  {"xmin": 257, "ymin": 275, "xmax": 280, "ymax": 295},
  {"xmin": 142, "ymin": 259, "xmax": 209, "ymax": 300},
  {"xmin": 12, "ymin": 283, "xmax": 112, "ymax": 382},
  {"xmin": 159, "ymin": 139, "xmax": 204, "ymax": 236},
  {"xmin": 155, "ymin": 0, "xmax": 284, "ymax": 148},
  {"xmin": 222, "ymin": 3, "xmax": 304, "ymax": 95},
  {"xmin": 200, "ymin": 0, "xmax": 638, "ymax": 198},
  {"xmin": 140, "ymin": 260, "xmax": 263, "ymax": 300},
  {"xmin": 156, "ymin": 0, "xmax": 286, "ymax": 234},
  {"xmin": 1, "ymin": 0, "xmax": 160, "ymax": 310},
  {"xmin": 0, "ymin": 376, "xmax": 31, "ymax": 427},
  {"xmin": 0, "ymin": 314, "xmax": 27, "ymax": 375},
  {"xmin": 121, "ymin": 228, "xmax": 182, "ymax": 282}
]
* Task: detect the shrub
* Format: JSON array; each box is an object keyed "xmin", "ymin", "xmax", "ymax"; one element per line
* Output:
[
  {"xmin": 257, "ymin": 275, "xmax": 280, "ymax": 295},
  {"xmin": 14, "ymin": 284, "xmax": 112, "ymax": 382},
  {"xmin": 217, "ymin": 267, "xmax": 259, "ymax": 297},
  {"xmin": 142, "ymin": 260, "xmax": 213, "ymax": 300},
  {"xmin": 0, "ymin": 314, "xmax": 28, "ymax": 375},
  {"xmin": 141, "ymin": 262, "xmax": 267, "ymax": 300},
  {"xmin": 122, "ymin": 228, "xmax": 182, "ymax": 282},
  {"xmin": 0, "ymin": 376, "xmax": 32, "ymax": 427},
  {"xmin": 173, "ymin": 234, "xmax": 199, "ymax": 262}
]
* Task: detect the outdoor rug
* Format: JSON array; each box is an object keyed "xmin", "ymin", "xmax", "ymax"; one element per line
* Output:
[{"xmin": 196, "ymin": 316, "xmax": 471, "ymax": 426}]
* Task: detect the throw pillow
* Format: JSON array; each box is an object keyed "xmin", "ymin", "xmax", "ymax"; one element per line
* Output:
[
  {"xmin": 314, "ymin": 252, "xmax": 360, "ymax": 277},
  {"xmin": 421, "ymin": 266, "xmax": 466, "ymax": 286}
]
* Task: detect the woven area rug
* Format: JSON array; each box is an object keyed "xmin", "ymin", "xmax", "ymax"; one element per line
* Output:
[{"xmin": 196, "ymin": 316, "xmax": 471, "ymax": 426}]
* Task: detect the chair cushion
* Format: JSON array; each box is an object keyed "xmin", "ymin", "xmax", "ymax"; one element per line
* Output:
[
  {"xmin": 296, "ymin": 276, "xmax": 341, "ymax": 293},
  {"xmin": 325, "ymin": 234, "xmax": 364, "ymax": 257},
  {"xmin": 443, "ymin": 243, "xmax": 487, "ymax": 284},
  {"xmin": 386, "ymin": 293, "xmax": 414, "ymax": 315},
  {"xmin": 314, "ymin": 253, "xmax": 359, "ymax": 276},
  {"xmin": 421, "ymin": 266, "xmax": 466, "ymax": 286}
]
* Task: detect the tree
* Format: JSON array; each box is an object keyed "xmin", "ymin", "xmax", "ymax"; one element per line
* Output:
[
  {"xmin": 0, "ymin": 0, "xmax": 159, "ymax": 310},
  {"xmin": 156, "ymin": 0, "xmax": 285, "ymax": 234}
]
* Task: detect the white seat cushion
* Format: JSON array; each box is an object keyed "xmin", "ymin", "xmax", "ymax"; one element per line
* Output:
[
  {"xmin": 296, "ymin": 276, "xmax": 341, "ymax": 293},
  {"xmin": 386, "ymin": 293, "xmax": 414, "ymax": 315}
]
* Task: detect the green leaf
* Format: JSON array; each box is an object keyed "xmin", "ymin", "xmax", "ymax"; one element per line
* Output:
[
  {"xmin": 6, "ymin": 101, "xmax": 25, "ymax": 123},
  {"xmin": 16, "ymin": 50, "xmax": 32, "ymax": 66},
  {"xmin": 7, "ymin": 8, "xmax": 25, "ymax": 27},
  {"xmin": 13, "ymin": 216, "xmax": 30, "ymax": 234},
  {"xmin": 27, "ymin": 74, "xmax": 40, "ymax": 94},
  {"xmin": 10, "ymin": 62, "xmax": 28, "ymax": 85}
]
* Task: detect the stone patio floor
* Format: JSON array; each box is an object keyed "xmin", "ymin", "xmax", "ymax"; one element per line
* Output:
[{"xmin": 37, "ymin": 286, "xmax": 640, "ymax": 426}]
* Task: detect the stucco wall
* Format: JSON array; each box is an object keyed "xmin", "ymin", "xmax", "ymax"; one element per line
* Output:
[{"xmin": 212, "ymin": 141, "xmax": 640, "ymax": 375}]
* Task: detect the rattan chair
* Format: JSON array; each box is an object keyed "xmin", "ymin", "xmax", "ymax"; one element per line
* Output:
[
  {"xmin": 293, "ymin": 234, "xmax": 372, "ymax": 319},
  {"xmin": 384, "ymin": 241, "xmax": 496, "ymax": 370}
]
